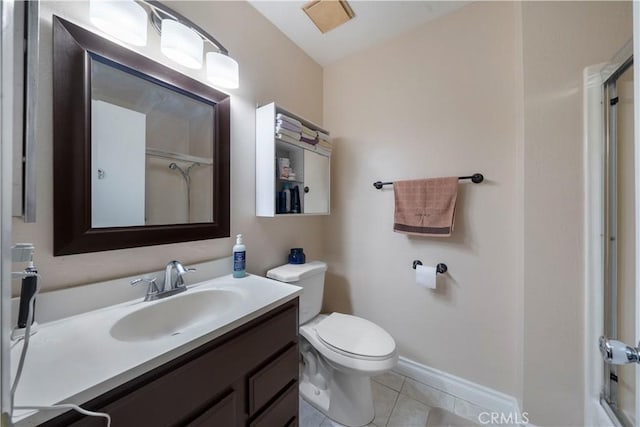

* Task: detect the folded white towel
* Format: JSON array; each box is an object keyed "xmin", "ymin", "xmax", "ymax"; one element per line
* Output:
[
  {"xmin": 317, "ymin": 131, "xmax": 330, "ymax": 140},
  {"xmin": 276, "ymin": 133, "xmax": 301, "ymax": 145},
  {"xmin": 275, "ymin": 127, "xmax": 301, "ymax": 140},
  {"xmin": 276, "ymin": 119, "xmax": 301, "ymax": 133},
  {"xmin": 276, "ymin": 113, "xmax": 302, "ymax": 128},
  {"xmin": 301, "ymin": 125, "xmax": 317, "ymax": 138},
  {"xmin": 317, "ymin": 140, "xmax": 332, "ymax": 149}
]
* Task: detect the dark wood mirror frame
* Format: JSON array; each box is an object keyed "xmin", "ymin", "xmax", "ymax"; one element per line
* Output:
[{"xmin": 52, "ymin": 16, "xmax": 230, "ymax": 256}]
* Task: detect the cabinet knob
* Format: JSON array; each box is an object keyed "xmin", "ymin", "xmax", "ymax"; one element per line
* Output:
[{"xmin": 304, "ymin": 186, "xmax": 309, "ymax": 193}]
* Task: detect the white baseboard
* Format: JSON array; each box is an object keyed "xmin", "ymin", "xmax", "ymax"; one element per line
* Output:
[{"xmin": 394, "ymin": 356, "xmax": 522, "ymax": 418}]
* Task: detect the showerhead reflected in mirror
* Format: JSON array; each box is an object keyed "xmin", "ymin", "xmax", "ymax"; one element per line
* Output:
[{"xmin": 167, "ymin": 161, "xmax": 207, "ymax": 223}]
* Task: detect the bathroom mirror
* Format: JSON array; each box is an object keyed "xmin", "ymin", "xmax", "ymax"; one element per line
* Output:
[{"xmin": 52, "ymin": 16, "xmax": 230, "ymax": 255}]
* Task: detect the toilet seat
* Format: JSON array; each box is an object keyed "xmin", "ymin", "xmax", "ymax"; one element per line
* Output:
[
  {"xmin": 300, "ymin": 314, "xmax": 398, "ymax": 375},
  {"xmin": 315, "ymin": 313, "xmax": 396, "ymax": 359}
]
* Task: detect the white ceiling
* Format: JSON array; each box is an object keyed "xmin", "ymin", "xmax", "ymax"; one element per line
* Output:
[{"xmin": 248, "ymin": 1, "xmax": 469, "ymax": 66}]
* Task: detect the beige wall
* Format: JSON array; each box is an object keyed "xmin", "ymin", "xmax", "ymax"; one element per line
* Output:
[
  {"xmin": 11, "ymin": 1, "xmax": 326, "ymax": 293},
  {"xmin": 521, "ymin": 2, "xmax": 632, "ymax": 425},
  {"xmin": 324, "ymin": 1, "xmax": 633, "ymax": 425},
  {"xmin": 323, "ymin": 2, "xmax": 522, "ymax": 397}
]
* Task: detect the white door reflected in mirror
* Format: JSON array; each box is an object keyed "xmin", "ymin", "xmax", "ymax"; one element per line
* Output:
[{"xmin": 91, "ymin": 100, "xmax": 146, "ymax": 228}]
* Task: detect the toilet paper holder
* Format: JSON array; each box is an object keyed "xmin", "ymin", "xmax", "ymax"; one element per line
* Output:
[{"xmin": 412, "ymin": 260, "xmax": 448, "ymax": 274}]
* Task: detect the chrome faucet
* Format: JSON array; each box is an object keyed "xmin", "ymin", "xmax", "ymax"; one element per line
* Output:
[
  {"xmin": 163, "ymin": 260, "xmax": 195, "ymax": 293},
  {"xmin": 130, "ymin": 260, "xmax": 195, "ymax": 301}
]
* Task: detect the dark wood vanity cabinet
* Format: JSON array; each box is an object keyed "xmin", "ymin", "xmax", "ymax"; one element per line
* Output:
[{"xmin": 41, "ymin": 299, "xmax": 299, "ymax": 427}]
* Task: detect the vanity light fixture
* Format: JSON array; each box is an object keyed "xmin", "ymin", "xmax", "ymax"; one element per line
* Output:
[
  {"xmin": 160, "ymin": 19, "xmax": 203, "ymax": 69},
  {"xmin": 148, "ymin": 1, "xmax": 240, "ymax": 88},
  {"xmin": 89, "ymin": 0, "xmax": 240, "ymax": 89},
  {"xmin": 206, "ymin": 52, "xmax": 239, "ymax": 89},
  {"xmin": 89, "ymin": 0, "xmax": 148, "ymax": 46}
]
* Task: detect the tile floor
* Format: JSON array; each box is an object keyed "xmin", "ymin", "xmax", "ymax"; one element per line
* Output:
[{"xmin": 299, "ymin": 370, "xmax": 488, "ymax": 427}]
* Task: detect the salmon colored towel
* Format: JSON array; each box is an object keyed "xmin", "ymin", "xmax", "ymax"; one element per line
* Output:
[{"xmin": 393, "ymin": 177, "xmax": 458, "ymax": 237}]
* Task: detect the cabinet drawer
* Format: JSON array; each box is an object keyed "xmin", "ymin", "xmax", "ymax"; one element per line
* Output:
[
  {"xmin": 249, "ymin": 344, "xmax": 299, "ymax": 414},
  {"xmin": 249, "ymin": 382, "xmax": 298, "ymax": 427}
]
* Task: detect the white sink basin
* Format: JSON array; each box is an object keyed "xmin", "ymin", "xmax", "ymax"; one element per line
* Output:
[
  {"xmin": 11, "ymin": 272, "xmax": 302, "ymax": 427},
  {"xmin": 110, "ymin": 289, "xmax": 244, "ymax": 342}
]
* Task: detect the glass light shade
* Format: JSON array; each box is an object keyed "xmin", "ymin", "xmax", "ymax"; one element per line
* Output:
[
  {"xmin": 206, "ymin": 52, "xmax": 239, "ymax": 89},
  {"xmin": 89, "ymin": 0, "xmax": 147, "ymax": 46},
  {"xmin": 160, "ymin": 20, "xmax": 203, "ymax": 69}
]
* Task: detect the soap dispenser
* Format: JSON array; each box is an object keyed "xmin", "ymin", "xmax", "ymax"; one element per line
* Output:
[{"xmin": 233, "ymin": 234, "xmax": 246, "ymax": 278}]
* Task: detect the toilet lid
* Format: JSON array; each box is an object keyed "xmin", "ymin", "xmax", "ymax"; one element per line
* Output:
[{"xmin": 315, "ymin": 313, "xmax": 396, "ymax": 357}]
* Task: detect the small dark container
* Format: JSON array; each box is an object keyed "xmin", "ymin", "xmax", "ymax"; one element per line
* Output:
[
  {"xmin": 277, "ymin": 192, "xmax": 287, "ymax": 214},
  {"xmin": 291, "ymin": 186, "xmax": 301, "ymax": 213},
  {"xmin": 288, "ymin": 248, "xmax": 306, "ymax": 264}
]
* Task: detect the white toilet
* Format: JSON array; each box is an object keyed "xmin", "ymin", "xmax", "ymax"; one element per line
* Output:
[{"xmin": 267, "ymin": 261, "xmax": 398, "ymax": 427}]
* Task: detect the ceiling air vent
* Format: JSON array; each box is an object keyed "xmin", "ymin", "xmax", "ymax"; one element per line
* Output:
[{"xmin": 302, "ymin": 0, "xmax": 355, "ymax": 34}]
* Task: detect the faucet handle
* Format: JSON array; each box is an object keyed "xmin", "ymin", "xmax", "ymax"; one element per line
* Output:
[
  {"xmin": 175, "ymin": 267, "xmax": 196, "ymax": 289},
  {"xmin": 130, "ymin": 276, "xmax": 158, "ymax": 286},
  {"xmin": 130, "ymin": 276, "xmax": 160, "ymax": 300}
]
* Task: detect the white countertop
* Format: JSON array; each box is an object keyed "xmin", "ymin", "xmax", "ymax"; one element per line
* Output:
[{"xmin": 10, "ymin": 273, "xmax": 301, "ymax": 426}]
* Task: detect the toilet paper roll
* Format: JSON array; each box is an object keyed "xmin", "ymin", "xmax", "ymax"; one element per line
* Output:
[{"xmin": 415, "ymin": 264, "xmax": 437, "ymax": 289}]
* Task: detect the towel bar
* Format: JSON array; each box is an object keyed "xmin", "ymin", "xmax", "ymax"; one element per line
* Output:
[
  {"xmin": 373, "ymin": 173, "xmax": 483, "ymax": 189},
  {"xmin": 412, "ymin": 260, "xmax": 447, "ymax": 274}
]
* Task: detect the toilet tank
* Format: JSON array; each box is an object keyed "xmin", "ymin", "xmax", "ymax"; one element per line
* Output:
[{"xmin": 266, "ymin": 261, "xmax": 327, "ymax": 324}]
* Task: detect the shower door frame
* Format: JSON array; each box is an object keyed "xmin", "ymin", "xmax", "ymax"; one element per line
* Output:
[
  {"xmin": 583, "ymin": 28, "xmax": 638, "ymax": 426},
  {"xmin": 601, "ymin": 52, "xmax": 634, "ymax": 427}
]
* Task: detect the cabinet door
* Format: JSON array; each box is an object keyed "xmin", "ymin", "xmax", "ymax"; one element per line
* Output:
[
  {"xmin": 303, "ymin": 150, "xmax": 330, "ymax": 214},
  {"xmin": 187, "ymin": 391, "xmax": 237, "ymax": 427}
]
